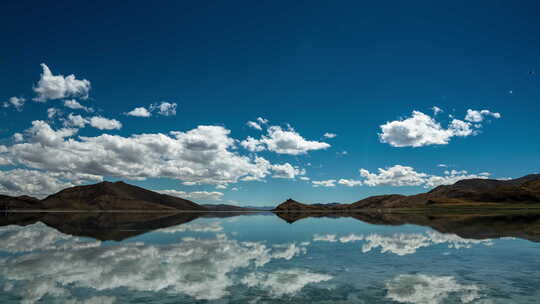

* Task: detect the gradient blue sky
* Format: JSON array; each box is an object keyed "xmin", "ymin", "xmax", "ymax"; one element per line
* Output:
[{"xmin": 1, "ymin": 1, "xmax": 539, "ymax": 205}]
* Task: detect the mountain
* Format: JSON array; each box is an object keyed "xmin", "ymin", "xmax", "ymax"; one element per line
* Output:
[
  {"xmin": 41, "ymin": 181, "xmax": 206, "ymax": 211},
  {"xmin": 273, "ymin": 174, "xmax": 540, "ymax": 210},
  {"xmin": 0, "ymin": 195, "xmax": 43, "ymax": 210},
  {"xmin": 273, "ymin": 199, "xmax": 321, "ymax": 211},
  {"xmin": 352, "ymin": 174, "xmax": 540, "ymax": 208}
]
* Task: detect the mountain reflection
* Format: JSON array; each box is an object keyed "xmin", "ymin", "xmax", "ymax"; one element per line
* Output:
[{"xmin": 1, "ymin": 211, "xmax": 540, "ymax": 303}]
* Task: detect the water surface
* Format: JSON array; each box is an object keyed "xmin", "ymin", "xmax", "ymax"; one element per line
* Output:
[{"xmin": 1, "ymin": 211, "xmax": 539, "ymax": 303}]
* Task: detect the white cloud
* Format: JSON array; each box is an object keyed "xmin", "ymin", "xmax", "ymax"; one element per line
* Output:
[
  {"xmin": 3, "ymin": 97, "xmax": 26, "ymax": 111},
  {"xmin": 323, "ymin": 132, "xmax": 337, "ymax": 138},
  {"xmin": 299, "ymin": 176, "xmax": 310, "ymax": 181},
  {"xmin": 465, "ymin": 109, "xmax": 501, "ymax": 122},
  {"xmin": 432, "ymin": 106, "xmax": 443, "ymax": 115},
  {"xmin": 3, "ymin": 122, "xmax": 285, "ymax": 191},
  {"xmin": 150, "ymin": 101, "xmax": 177, "ymax": 116},
  {"xmin": 256, "ymin": 117, "xmax": 269, "ymax": 124},
  {"xmin": 89, "ymin": 116, "xmax": 122, "ymax": 130},
  {"xmin": 157, "ymin": 189, "xmax": 224, "ymax": 201},
  {"xmin": 240, "ymin": 136, "xmax": 266, "ymax": 152},
  {"xmin": 47, "ymin": 107, "xmax": 60, "ymax": 119},
  {"xmin": 379, "ymin": 110, "xmax": 500, "ymax": 147},
  {"xmin": 386, "ymin": 274, "xmax": 481, "ymax": 304},
  {"xmin": 379, "ymin": 111, "xmax": 455, "ymax": 147},
  {"xmin": 12, "ymin": 133, "xmax": 24, "ymax": 142},
  {"xmin": 337, "ymin": 179, "xmax": 362, "ymax": 187},
  {"xmin": 61, "ymin": 115, "xmax": 122, "ymax": 130},
  {"xmin": 64, "ymin": 113, "xmax": 88, "ymax": 128},
  {"xmin": 33, "ymin": 63, "xmax": 91, "ymax": 102},
  {"xmin": 125, "ymin": 106, "xmax": 151, "ymax": 117},
  {"xmin": 0, "ymin": 168, "xmax": 77, "ymax": 198},
  {"xmin": 312, "ymin": 179, "xmax": 337, "ymax": 188},
  {"xmin": 271, "ymin": 163, "xmax": 305, "ymax": 179},
  {"xmin": 241, "ymin": 269, "xmax": 332, "ymax": 297},
  {"xmin": 359, "ymin": 165, "xmax": 490, "ymax": 188},
  {"xmin": 63, "ymin": 99, "xmax": 92, "ymax": 112},
  {"xmin": 360, "ymin": 165, "xmax": 427, "ymax": 187},
  {"xmin": 241, "ymin": 126, "xmax": 330, "ymax": 155},
  {"xmin": 246, "ymin": 121, "xmax": 262, "ymax": 130}
]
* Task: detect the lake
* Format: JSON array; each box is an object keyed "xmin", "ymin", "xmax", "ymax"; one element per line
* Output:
[{"xmin": 1, "ymin": 211, "xmax": 539, "ymax": 303}]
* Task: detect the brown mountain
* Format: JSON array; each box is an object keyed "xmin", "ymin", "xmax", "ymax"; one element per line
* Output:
[
  {"xmin": 273, "ymin": 199, "xmax": 322, "ymax": 211},
  {"xmin": 41, "ymin": 181, "xmax": 206, "ymax": 211},
  {"xmin": 352, "ymin": 174, "xmax": 540, "ymax": 208},
  {"xmin": 0, "ymin": 195, "xmax": 43, "ymax": 210},
  {"xmin": 273, "ymin": 174, "xmax": 540, "ymax": 210}
]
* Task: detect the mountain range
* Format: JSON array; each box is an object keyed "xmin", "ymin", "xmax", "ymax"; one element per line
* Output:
[
  {"xmin": 274, "ymin": 174, "xmax": 540, "ymax": 211},
  {"xmin": 1, "ymin": 174, "xmax": 540, "ymax": 211}
]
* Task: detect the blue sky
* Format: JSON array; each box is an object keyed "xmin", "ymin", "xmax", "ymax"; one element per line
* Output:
[{"xmin": 0, "ymin": 1, "xmax": 539, "ymax": 205}]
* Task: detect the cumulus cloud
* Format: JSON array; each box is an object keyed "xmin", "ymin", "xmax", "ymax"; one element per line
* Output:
[
  {"xmin": 89, "ymin": 116, "xmax": 122, "ymax": 130},
  {"xmin": 386, "ymin": 274, "xmax": 482, "ymax": 304},
  {"xmin": 256, "ymin": 117, "xmax": 269, "ymax": 124},
  {"xmin": 246, "ymin": 121, "xmax": 262, "ymax": 130},
  {"xmin": 63, "ymin": 113, "xmax": 88, "ymax": 128},
  {"xmin": 47, "ymin": 107, "xmax": 60, "ymax": 119},
  {"xmin": 3, "ymin": 96, "xmax": 26, "ymax": 111},
  {"xmin": 125, "ymin": 102, "xmax": 177, "ymax": 117},
  {"xmin": 125, "ymin": 106, "xmax": 151, "ymax": 117},
  {"xmin": 33, "ymin": 64, "xmax": 91, "ymax": 102},
  {"xmin": 323, "ymin": 132, "xmax": 337, "ymax": 138},
  {"xmin": 0, "ymin": 169, "xmax": 77, "ymax": 198},
  {"xmin": 359, "ymin": 165, "xmax": 491, "ymax": 188},
  {"xmin": 432, "ymin": 106, "xmax": 443, "ymax": 115},
  {"xmin": 241, "ymin": 126, "xmax": 330, "ymax": 155},
  {"xmin": 2, "ymin": 122, "xmax": 290, "ymax": 191},
  {"xmin": 0, "ymin": 168, "xmax": 102, "ymax": 198},
  {"xmin": 61, "ymin": 115, "xmax": 122, "ymax": 130},
  {"xmin": 379, "ymin": 111, "xmax": 455, "ymax": 147},
  {"xmin": 465, "ymin": 109, "xmax": 501, "ymax": 122},
  {"xmin": 312, "ymin": 180, "xmax": 337, "ymax": 187},
  {"xmin": 379, "ymin": 110, "xmax": 500, "ymax": 147},
  {"xmin": 150, "ymin": 101, "xmax": 177, "ymax": 116},
  {"xmin": 63, "ymin": 99, "xmax": 92, "ymax": 112},
  {"xmin": 157, "ymin": 189, "xmax": 224, "ymax": 201},
  {"xmin": 12, "ymin": 133, "xmax": 24, "ymax": 142},
  {"xmin": 337, "ymin": 179, "xmax": 362, "ymax": 187},
  {"xmin": 271, "ymin": 163, "xmax": 305, "ymax": 179},
  {"xmin": 241, "ymin": 269, "xmax": 332, "ymax": 297}
]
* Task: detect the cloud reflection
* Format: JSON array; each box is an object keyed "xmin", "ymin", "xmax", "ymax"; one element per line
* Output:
[{"xmin": 0, "ymin": 223, "xmax": 309, "ymax": 303}]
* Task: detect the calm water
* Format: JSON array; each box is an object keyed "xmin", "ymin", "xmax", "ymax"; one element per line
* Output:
[{"xmin": 1, "ymin": 212, "xmax": 540, "ymax": 303}]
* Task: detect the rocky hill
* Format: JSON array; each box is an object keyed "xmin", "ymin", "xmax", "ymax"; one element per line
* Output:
[
  {"xmin": 0, "ymin": 195, "xmax": 43, "ymax": 210},
  {"xmin": 274, "ymin": 174, "xmax": 540, "ymax": 210},
  {"xmin": 41, "ymin": 181, "xmax": 206, "ymax": 211}
]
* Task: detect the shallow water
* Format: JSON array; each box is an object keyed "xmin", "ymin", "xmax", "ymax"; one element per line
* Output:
[{"xmin": 1, "ymin": 212, "xmax": 539, "ymax": 303}]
